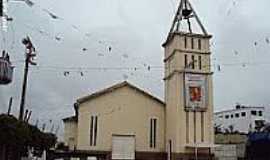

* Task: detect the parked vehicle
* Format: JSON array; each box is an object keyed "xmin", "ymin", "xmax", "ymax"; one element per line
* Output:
[{"xmin": 246, "ymin": 124, "xmax": 270, "ymax": 160}]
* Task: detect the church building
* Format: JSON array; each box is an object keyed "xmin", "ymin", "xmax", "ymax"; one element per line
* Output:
[{"xmin": 63, "ymin": 0, "xmax": 215, "ymax": 159}]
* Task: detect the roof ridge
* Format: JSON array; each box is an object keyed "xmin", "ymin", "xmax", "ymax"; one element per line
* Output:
[{"xmin": 76, "ymin": 81, "xmax": 165, "ymax": 105}]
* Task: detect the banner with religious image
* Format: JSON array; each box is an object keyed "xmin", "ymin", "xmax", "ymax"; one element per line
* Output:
[{"xmin": 184, "ymin": 73, "xmax": 208, "ymax": 109}]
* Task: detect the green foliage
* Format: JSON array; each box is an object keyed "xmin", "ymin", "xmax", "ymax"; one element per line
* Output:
[
  {"xmin": 56, "ymin": 142, "xmax": 69, "ymax": 151},
  {"xmin": 0, "ymin": 114, "xmax": 30, "ymax": 146},
  {"xmin": 0, "ymin": 114, "xmax": 57, "ymax": 151}
]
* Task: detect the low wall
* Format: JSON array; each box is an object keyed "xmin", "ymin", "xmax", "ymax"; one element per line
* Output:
[{"xmin": 214, "ymin": 145, "xmax": 237, "ymax": 160}]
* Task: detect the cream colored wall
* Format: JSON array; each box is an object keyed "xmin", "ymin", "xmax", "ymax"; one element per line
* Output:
[
  {"xmin": 185, "ymin": 75, "xmax": 214, "ymax": 142},
  {"xmin": 77, "ymin": 86, "xmax": 165, "ymax": 152},
  {"xmin": 164, "ymin": 33, "xmax": 214, "ymax": 153},
  {"xmin": 165, "ymin": 35, "xmax": 211, "ymax": 75},
  {"xmin": 165, "ymin": 67, "xmax": 190, "ymax": 153},
  {"xmin": 64, "ymin": 121, "xmax": 78, "ymax": 150},
  {"xmin": 164, "ymin": 35, "xmax": 184, "ymax": 60},
  {"xmin": 164, "ymin": 33, "xmax": 211, "ymax": 61}
]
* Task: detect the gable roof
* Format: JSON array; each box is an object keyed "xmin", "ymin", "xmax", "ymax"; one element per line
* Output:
[{"xmin": 76, "ymin": 81, "xmax": 165, "ymax": 106}]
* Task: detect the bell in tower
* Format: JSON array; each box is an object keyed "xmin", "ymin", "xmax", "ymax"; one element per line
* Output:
[{"xmin": 163, "ymin": 0, "xmax": 215, "ymax": 159}]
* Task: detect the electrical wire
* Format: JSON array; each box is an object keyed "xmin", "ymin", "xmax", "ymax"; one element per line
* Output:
[{"xmin": 6, "ymin": 0, "xmax": 270, "ymax": 75}]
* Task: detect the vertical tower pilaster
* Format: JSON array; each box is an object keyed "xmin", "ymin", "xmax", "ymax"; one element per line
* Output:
[{"xmin": 163, "ymin": 0, "xmax": 214, "ymax": 159}]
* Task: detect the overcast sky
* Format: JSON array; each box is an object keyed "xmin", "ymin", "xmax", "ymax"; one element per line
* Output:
[{"xmin": 1, "ymin": 0, "xmax": 270, "ymax": 138}]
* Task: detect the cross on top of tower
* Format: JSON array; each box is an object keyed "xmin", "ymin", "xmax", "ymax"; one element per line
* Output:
[{"xmin": 163, "ymin": 0, "xmax": 210, "ymax": 46}]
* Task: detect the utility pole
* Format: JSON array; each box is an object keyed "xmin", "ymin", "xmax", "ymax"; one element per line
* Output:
[
  {"xmin": 26, "ymin": 110, "xmax": 32, "ymax": 123},
  {"xmin": 18, "ymin": 36, "xmax": 36, "ymax": 120},
  {"xmin": 7, "ymin": 97, "xmax": 12, "ymax": 115},
  {"xmin": 42, "ymin": 123, "xmax": 46, "ymax": 132},
  {"xmin": 35, "ymin": 119, "xmax": 39, "ymax": 127},
  {"xmin": 0, "ymin": 0, "xmax": 3, "ymax": 17},
  {"xmin": 23, "ymin": 109, "xmax": 28, "ymax": 121},
  {"xmin": 1, "ymin": 0, "xmax": 13, "ymax": 32}
]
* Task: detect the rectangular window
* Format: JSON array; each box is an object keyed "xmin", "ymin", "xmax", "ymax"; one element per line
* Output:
[
  {"xmin": 241, "ymin": 112, "xmax": 246, "ymax": 117},
  {"xmin": 150, "ymin": 118, "xmax": 157, "ymax": 148},
  {"xmin": 191, "ymin": 38, "xmax": 194, "ymax": 49},
  {"xmin": 235, "ymin": 113, "xmax": 239, "ymax": 118},
  {"xmin": 258, "ymin": 111, "xmax": 263, "ymax": 116},
  {"xmin": 185, "ymin": 54, "xmax": 188, "ymax": 68},
  {"xmin": 94, "ymin": 116, "xmax": 98, "ymax": 146},
  {"xmin": 251, "ymin": 111, "xmax": 257, "ymax": 116},
  {"xmin": 231, "ymin": 114, "xmax": 234, "ymax": 118},
  {"xmin": 90, "ymin": 116, "xmax": 94, "ymax": 145},
  {"xmin": 198, "ymin": 39, "xmax": 201, "ymax": 50},
  {"xmin": 150, "ymin": 119, "xmax": 152, "ymax": 147},
  {"xmin": 198, "ymin": 56, "xmax": 202, "ymax": 70},
  {"xmin": 90, "ymin": 115, "xmax": 98, "ymax": 146},
  {"xmin": 153, "ymin": 119, "xmax": 156, "ymax": 148},
  {"xmin": 191, "ymin": 55, "xmax": 195, "ymax": 69},
  {"xmin": 184, "ymin": 36, "xmax": 187, "ymax": 48},
  {"xmin": 225, "ymin": 115, "xmax": 229, "ymax": 119}
]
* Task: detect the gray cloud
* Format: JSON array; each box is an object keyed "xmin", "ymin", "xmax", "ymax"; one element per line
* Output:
[{"xmin": 1, "ymin": 0, "xmax": 270, "ymax": 139}]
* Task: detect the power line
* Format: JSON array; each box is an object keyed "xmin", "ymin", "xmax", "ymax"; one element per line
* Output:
[
  {"xmin": 12, "ymin": 60, "xmax": 270, "ymax": 75},
  {"xmin": 6, "ymin": 0, "xmax": 270, "ymax": 76}
]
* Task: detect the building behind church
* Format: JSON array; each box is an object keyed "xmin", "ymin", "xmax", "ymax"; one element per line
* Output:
[
  {"xmin": 63, "ymin": 0, "xmax": 216, "ymax": 159},
  {"xmin": 214, "ymin": 105, "xmax": 266, "ymax": 134}
]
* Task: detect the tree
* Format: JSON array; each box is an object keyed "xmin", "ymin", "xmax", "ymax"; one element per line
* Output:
[
  {"xmin": 0, "ymin": 114, "xmax": 57, "ymax": 159},
  {"xmin": 214, "ymin": 124, "xmax": 223, "ymax": 134}
]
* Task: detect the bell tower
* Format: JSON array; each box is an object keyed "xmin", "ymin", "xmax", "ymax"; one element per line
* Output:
[{"xmin": 163, "ymin": 0, "xmax": 214, "ymax": 159}]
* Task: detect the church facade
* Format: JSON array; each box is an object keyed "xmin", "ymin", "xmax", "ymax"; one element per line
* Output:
[{"xmin": 63, "ymin": 0, "xmax": 215, "ymax": 159}]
